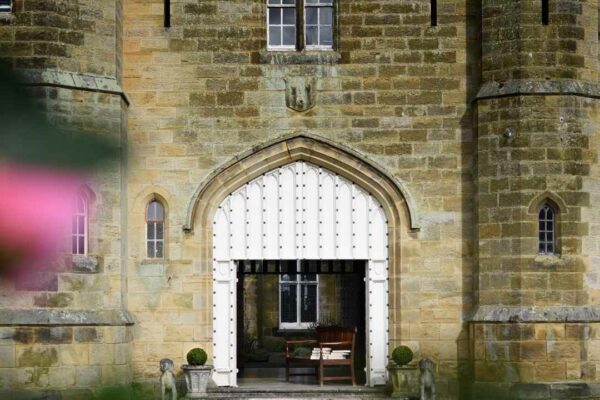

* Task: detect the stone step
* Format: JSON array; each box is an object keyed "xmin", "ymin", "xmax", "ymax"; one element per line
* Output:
[{"xmin": 204, "ymin": 387, "xmax": 393, "ymax": 399}]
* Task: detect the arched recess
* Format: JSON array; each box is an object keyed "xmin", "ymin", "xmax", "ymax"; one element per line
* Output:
[
  {"xmin": 527, "ymin": 191, "xmax": 568, "ymax": 215},
  {"xmin": 187, "ymin": 134, "xmax": 417, "ymax": 387}
]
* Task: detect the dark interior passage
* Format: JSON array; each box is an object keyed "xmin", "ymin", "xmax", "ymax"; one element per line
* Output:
[{"xmin": 236, "ymin": 260, "xmax": 366, "ymax": 385}]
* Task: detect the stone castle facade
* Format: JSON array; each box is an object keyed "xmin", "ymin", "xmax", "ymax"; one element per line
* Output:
[{"xmin": 1, "ymin": 0, "xmax": 600, "ymax": 399}]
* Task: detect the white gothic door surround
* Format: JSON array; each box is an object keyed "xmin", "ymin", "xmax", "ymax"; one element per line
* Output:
[{"xmin": 212, "ymin": 161, "xmax": 389, "ymax": 386}]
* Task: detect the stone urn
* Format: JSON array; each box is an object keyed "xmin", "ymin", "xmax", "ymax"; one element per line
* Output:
[
  {"xmin": 182, "ymin": 364, "xmax": 212, "ymax": 398},
  {"xmin": 388, "ymin": 362, "xmax": 418, "ymax": 398}
]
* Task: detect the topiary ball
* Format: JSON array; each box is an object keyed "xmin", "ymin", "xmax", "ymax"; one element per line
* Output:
[
  {"xmin": 392, "ymin": 345, "xmax": 413, "ymax": 366},
  {"xmin": 187, "ymin": 348, "xmax": 207, "ymax": 366}
]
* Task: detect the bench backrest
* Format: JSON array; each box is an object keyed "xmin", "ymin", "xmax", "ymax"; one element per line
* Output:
[{"xmin": 316, "ymin": 326, "xmax": 356, "ymax": 351}]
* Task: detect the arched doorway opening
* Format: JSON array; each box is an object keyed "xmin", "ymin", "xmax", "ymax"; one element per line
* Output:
[{"xmin": 185, "ymin": 134, "xmax": 417, "ymax": 387}]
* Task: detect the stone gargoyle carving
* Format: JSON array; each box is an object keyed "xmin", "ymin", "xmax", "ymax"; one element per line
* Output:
[{"xmin": 419, "ymin": 357, "xmax": 436, "ymax": 400}]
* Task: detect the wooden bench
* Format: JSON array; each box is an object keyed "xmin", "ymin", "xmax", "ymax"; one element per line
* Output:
[{"xmin": 285, "ymin": 326, "xmax": 356, "ymax": 386}]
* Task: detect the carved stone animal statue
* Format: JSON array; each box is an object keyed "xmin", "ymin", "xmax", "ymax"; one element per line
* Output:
[
  {"xmin": 159, "ymin": 358, "xmax": 177, "ymax": 400},
  {"xmin": 419, "ymin": 358, "xmax": 436, "ymax": 400}
]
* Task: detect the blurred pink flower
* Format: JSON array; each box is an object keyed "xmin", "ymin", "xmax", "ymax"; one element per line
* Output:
[{"xmin": 0, "ymin": 163, "xmax": 84, "ymax": 273}]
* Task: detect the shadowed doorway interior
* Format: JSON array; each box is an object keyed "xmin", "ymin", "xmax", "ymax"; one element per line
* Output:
[{"xmin": 236, "ymin": 259, "xmax": 366, "ymax": 386}]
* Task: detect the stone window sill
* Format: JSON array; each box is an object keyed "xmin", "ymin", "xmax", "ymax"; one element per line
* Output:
[
  {"xmin": 258, "ymin": 50, "xmax": 341, "ymax": 65},
  {"xmin": 140, "ymin": 258, "xmax": 169, "ymax": 265},
  {"xmin": 72, "ymin": 254, "xmax": 102, "ymax": 274},
  {"xmin": 533, "ymin": 254, "xmax": 563, "ymax": 268}
]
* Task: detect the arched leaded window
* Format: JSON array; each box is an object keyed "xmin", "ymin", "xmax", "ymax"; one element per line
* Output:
[
  {"xmin": 146, "ymin": 200, "xmax": 165, "ymax": 258},
  {"xmin": 538, "ymin": 202, "xmax": 556, "ymax": 254},
  {"xmin": 72, "ymin": 192, "xmax": 88, "ymax": 255}
]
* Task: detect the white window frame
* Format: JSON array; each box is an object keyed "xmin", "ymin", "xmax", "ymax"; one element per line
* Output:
[
  {"xmin": 72, "ymin": 193, "xmax": 88, "ymax": 255},
  {"xmin": 279, "ymin": 259, "xmax": 319, "ymax": 329},
  {"xmin": 267, "ymin": 0, "xmax": 297, "ymax": 51},
  {"xmin": 304, "ymin": 0, "xmax": 334, "ymax": 50},
  {"xmin": 0, "ymin": 0, "xmax": 12, "ymax": 13},
  {"xmin": 146, "ymin": 200, "xmax": 165, "ymax": 259}
]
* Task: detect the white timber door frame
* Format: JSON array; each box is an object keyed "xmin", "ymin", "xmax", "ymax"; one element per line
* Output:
[{"xmin": 212, "ymin": 161, "xmax": 389, "ymax": 387}]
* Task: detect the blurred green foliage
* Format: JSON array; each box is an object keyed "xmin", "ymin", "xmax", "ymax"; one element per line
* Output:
[{"xmin": 0, "ymin": 60, "xmax": 118, "ymax": 170}]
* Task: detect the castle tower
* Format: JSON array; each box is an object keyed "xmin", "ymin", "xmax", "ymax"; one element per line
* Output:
[
  {"xmin": 473, "ymin": 0, "xmax": 600, "ymax": 398},
  {"xmin": 0, "ymin": 0, "xmax": 131, "ymax": 393}
]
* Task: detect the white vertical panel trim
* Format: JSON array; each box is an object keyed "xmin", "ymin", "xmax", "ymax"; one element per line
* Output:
[
  {"xmin": 212, "ymin": 161, "xmax": 390, "ymax": 387},
  {"xmin": 264, "ymin": 173, "xmax": 278, "ymax": 258},
  {"xmin": 303, "ymin": 164, "xmax": 319, "ymax": 258},
  {"xmin": 247, "ymin": 182, "xmax": 262, "ymax": 259}
]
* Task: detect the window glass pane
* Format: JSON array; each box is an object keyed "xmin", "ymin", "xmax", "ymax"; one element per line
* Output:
[
  {"xmin": 306, "ymin": 7, "xmax": 318, "ymax": 24},
  {"xmin": 147, "ymin": 223, "xmax": 154, "ymax": 240},
  {"xmin": 147, "ymin": 202, "xmax": 156, "ymax": 220},
  {"xmin": 156, "ymin": 223, "xmax": 164, "ymax": 240},
  {"xmin": 305, "ymin": 0, "xmax": 318, "ymax": 3},
  {"xmin": 155, "ymin": 202, "xmax": 164, "ymax": 221},
  {"xmin": 78, "ymin": 215, "xmax": 85, "ymax": 233},
  {"xmin": 306, "ymin": 26, "xmax": 318, "ymax": 45},
  {"xmin": 301, "ymin": 273, "xmax": 316, "ymax": 282},
  {"xmin": 547, "ymin": 244, "xmax": 554, "ymax": 253},
  {"xmin": 78, "ymin": 236, "xmax": 85, "ymax": 254},
  {"xmin": 320, "ymin": 7, "xmax": 332, "ymax": 24},
  {"xmin": 320, "ymin": 26, "xmax": 333, "ymax": 46},
  {"xmin": 282, "ymin": 26, "xmax": 295, "ymax": 45},
  {"xmin": 147, "ymin": 241, "xmax": 154, "ymax": 258},
  {"xmin": 300, "ymin": 284, "xmax": 317, "ymax": 323},
  {"xmin": 280, "ymin": 284, "xmax": 297, "ymax": 323},
  {"xmin": 268, "ymin": 0, "xmax": 280, "ymax": 4},
  {"xmin": 281, "ymin": 273, "xmax": 297, "ymax": 282},
  {"xmin": 269, "ymin": 7, "xmax": 281, "ymax": 24},
  {"xmin": 332, "ymin": 260, "xmax": 342, "ymax": 273},
  {"xmin": 72, "ymin": 216, "xmax": 78, "ymax": 234},
  {"xmin": 269, "ymin": 26, "xmax": 281, "ymax": 46},
  {"xmin": 72, "ymin": 236, "xmax": 78, "ymax": 254},
  {"xmin": 243, "ymin": 260, "xmax": 252, "ymax": 273},
  {"xmin": 156, "ymin": 241, "xmax": 164, "ymax": 258},
  {"xmin": 282, "ymin": 0, "xmax": 295, "ymax": 4},
  {"xmin": 282, "ymin": 7, "xmax": 295, "ymax": 24}
]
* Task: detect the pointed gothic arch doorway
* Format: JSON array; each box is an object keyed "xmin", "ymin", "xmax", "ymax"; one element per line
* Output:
[
  {"xmin": 213, "ymin": 161, "xmax": 387, "ymax": 387},
  {"xmin": 185, "ymin": 134, "xmax": 417, "ymax": 388}
]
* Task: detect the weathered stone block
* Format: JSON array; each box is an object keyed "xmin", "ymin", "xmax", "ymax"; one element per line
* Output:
[{"xmin": 34, "ymin": 327, "xmax": 73, "ymax": 344}]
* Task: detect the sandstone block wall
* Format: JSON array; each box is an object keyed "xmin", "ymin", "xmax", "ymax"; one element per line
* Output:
[
  {"xmin": 124, "ymin": 0, "xmax": 477, "ymax": 395},
  {"xmin": 0, "ymin": 325, "xmax": 132, "ymax": 394}
]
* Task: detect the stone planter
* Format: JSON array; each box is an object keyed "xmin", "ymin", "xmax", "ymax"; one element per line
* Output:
[
  {"xmin": 182, "ymin": 364, "xmax": 212, "ymax": 398},
  {"xmin": 387, "ymin": 362, "xmax": 418, "ymax": 398}
]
